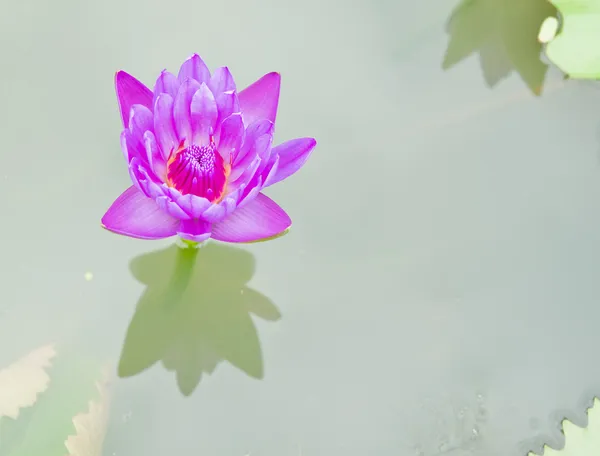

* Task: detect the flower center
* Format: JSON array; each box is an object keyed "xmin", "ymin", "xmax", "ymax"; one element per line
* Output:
[{"xmin": 166, "ymin": 144, "xmax": 227, "ymax": 202}]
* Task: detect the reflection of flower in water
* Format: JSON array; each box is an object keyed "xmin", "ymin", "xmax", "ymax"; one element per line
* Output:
[
  {"xmin": 443, "ymin": 0, "xmax": 557, "ymax": 94},
  {"xmin": 118, "ymin": 242, "xmax": 280, "ymax": 396}
]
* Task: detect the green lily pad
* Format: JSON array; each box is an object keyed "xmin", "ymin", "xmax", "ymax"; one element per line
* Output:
[
  {"xmin": 529, "ymin": 398, "xmax": 600, "ymax": 456},
  {"xmin": 443, "ymin": 0, "xmax": 557, "ymax": 94},
  {"xmin": 543, "ymin": 0, "xmax": 600, "ymax": 79}
]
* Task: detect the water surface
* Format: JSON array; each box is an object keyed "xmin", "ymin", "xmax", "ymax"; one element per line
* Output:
[{"xmin": 2, "ymin": 0, "xmax": 600, "ymax": 455}]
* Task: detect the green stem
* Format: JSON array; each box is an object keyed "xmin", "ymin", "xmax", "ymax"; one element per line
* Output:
[{"xmin": 163, "ymin": 242, "xmax": 199, "ymax": 307}]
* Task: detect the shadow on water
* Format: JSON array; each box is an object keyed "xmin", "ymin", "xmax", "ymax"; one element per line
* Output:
[
  {"xmin": 117, "ymin": 242, "xmax": 280, "ymax": 396},
  {"xmin": 442, "ymin": 0, "xmax": 557, "ymax": 95}
]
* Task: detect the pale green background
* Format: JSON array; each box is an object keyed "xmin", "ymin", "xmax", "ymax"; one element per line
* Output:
[{"xmin": 1, "ymin": 0, "xmax": 600, "ymax": 455}]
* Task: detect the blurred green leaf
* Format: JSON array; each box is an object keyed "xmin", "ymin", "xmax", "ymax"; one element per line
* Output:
[
  {"xmin": 529, "ymin": 398, "xmax": 600, "ymax": 456},
  {"xmin": 443, "ymin": 0, "xmax": 557, "ymax": 94},
  {"xmin": 0, "ymin": 351, "xmax": 108, "ymax": 456},
  {"xmin": 64, "ymin": 369, "xmax": 111, "ymax": 456},
  {"xmin": 543, "ymin": 0, "xmax": 600, "ymax": 78},
  {"xmin": 0, "ymin": 345, "xmax": 56, "ymax": 421}
]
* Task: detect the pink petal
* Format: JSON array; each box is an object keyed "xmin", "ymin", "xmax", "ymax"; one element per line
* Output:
[
  {"xmin": 137, "ymin": 178, "xmax": 193, "ymax": 220},
  {"xmin": 197, "ymin": 196, "xmax": 237, "ymax": 224},
  {"xmin": 232, "ymin": 119, "xmax": 273, "ymax": 166},
  {"xmin": 211, "ymin": 192, "xmax": 291, "ymax": 243},
  {"xmin": 156, "ymin": 195, "xmax": 191, "ymax": 220},
  {"xmin": 175, "ymin": 193, "xmax": 212, "ymax": 219},
  {"xmin": 235, "ymin": 134, "xmax": 272, "ymax": 195},
  {"xmin": 255, "ymin": 134, "xmax": 273, "ymax": 162},
  {"xmin": 264, "ymin": 138, "xmax": 316, "ymax": 188},
  {"xmin": 217, "ymin": 113, "xmax": 244, "ymax": 161},
  {"xmin": 123, "ymin": 106, "xmax": 153, "ymax": 175},
  {"xmin": 174, "ymin": 78, "xmax": 201, "ymax": 144},
  {"xmin": 154, "ymin": 94, "xmax": 178, "ymax": 161},
  {"xmin": 177, "ymin": 219, "xmax": 212, "ymax": 243},
  {"xmin": 144, "ymin": 131, "xmax": 166, "ymax": 180},
  {"xmin": 230, "ymin": 121, "xmax": 274, "ymax": 181},
  {"xmin": 201, "ymin": 202, "xmax": 227, "ymax": 223},
  {"xmin": 190, "ymin": 83, "xmax": 218, "ymax": 144},
  {"xmin": 237, "ymin": 175, "xmax": 263, "ymax": 208},
  {"xmin": 238, "ymin": 72, "xmax": 281, "ymax": 127},
  {"xmin": 115, "ymin": 71, "xmax": 153, "ymax": 128},
  {"xmin": 128, "ymin": 157, "xmax": 149, "ymax": 196},
  {"xmin": 261, "ymin": 154, "xmax": 280, "ymax": 188},
  {"xmin": 127, "ymin": 163, "xmax": 188, "ymax": 222},
  {"xmin": 228, "ymin": 156, "xmax": 260, "ymax": 191},
  {"xmin": 215, "ymin": 91, "xmax": 240, "ymax": 131},
  {"xmin": 152, "ymin": 70, "xmax": 179, "ymax": 107},
  {"xmin": 178, "ymin": 54, "xmax": 211, "ymax": 85},
  {"xmin": 121, "ymin": 130, "xmax": 143, "ymax": 164},
  {"xmin": 128, "ymin": 104, "xmax": 153, "ymax": 149},
  {"xmin": 101, "ymin": 186, "xmax": 179, "ymax": 240},
  {"xmin": 209, "ymin": 67, "xmax": 236, "ymax": 94},
  {"xmin": 128, "ymin": 157, "xmax": 163, "ymax": 197}
]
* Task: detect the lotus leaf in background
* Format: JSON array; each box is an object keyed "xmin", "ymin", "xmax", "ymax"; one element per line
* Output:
[
  {"xmin": 0, "ymin": 351, "xmax": 108, "ymax": 456},
  {"xmin": 0, "ymin": 345, "xmax": 56, "ymax": 421},
  {"xmin": 529, "ymin": 398, "xmax": 600, "ymax": 456},
  {"xmin": 541, "ymin": 0, "xmax": 600, "ymax": 79},
  {"xmin": 443, "ymin": 0, "xmax": 557, "ymax": 94},
  {"xmin": 64, "ymin": 369, "xmax": 111, "ymax": 456}
]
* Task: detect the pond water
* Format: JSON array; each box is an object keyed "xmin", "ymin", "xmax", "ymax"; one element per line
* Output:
[{"xmin": 2, "ymin": 0, "xmax": 600, "ymax": 455}]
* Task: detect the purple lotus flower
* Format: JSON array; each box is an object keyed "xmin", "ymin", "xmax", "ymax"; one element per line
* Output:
[{"xmin": 101, "ymin": 54, "xmax": 316, "ymax": 243}]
